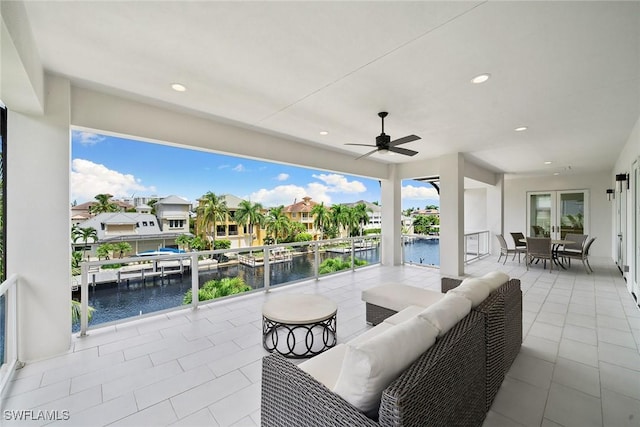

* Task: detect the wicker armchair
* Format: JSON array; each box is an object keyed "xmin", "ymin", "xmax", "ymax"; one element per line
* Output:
[
  {"xmin": 526, "ymin": 237, "xmax": 552, "ymax": 271},
  {"xmin": 261, "ymin": 311, "xmax": 487, "ymax": 427},
  {"xmin": 441, "ymin": 277, "xmax": 522, "ymax": 410}
]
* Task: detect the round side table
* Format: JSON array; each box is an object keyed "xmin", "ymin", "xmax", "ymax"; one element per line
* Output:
[{"xmin": 262, "ymin": 294, "xmax": 337, "ymax": 358}]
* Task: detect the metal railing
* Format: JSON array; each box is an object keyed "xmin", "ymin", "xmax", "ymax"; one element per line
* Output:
[
  {"xmin": 0, "ymin": 274, "xmax": 20, "ymax": 397},
  {"xmin": 464, "ymin": 230, "xmax": 491, "ymax": 263},
  {"xmin": 401, "ymin": 230, "xmax": 491, "ymax": 266},
  {"xmin": 78, "ymin": 235, "xmax": 380, "ymax": 336}
]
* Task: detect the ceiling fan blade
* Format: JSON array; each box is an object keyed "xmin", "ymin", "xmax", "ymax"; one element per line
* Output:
[
  {"xmin": 345, "ymin": 143, "xmax": 377, "ymax": 147},
  {"xmin": 355, "ymin": 149, "xmax": 379, "ymax": 160},
  {"xmin": 389, "ymin": 134, "xmax": 420, "ymax": 147},
  {"xmin": 389, "ymin": 146, "xmax": 419, "ymax": 156}
]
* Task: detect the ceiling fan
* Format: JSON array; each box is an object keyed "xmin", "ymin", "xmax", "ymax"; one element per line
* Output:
[{"xmin": 346, "ymin": 112, "xmax": 421, "ymax": 160}]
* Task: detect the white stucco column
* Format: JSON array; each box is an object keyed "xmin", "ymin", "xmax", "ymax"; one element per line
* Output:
[
  {"xmin": 439, "ymin": 153, "xmax": 465, "ymax": 276},
  {"xmin": 381, "ymin": 164, "xmax": 402, "ymax": 265},
  {"xmin": 486, "ymin": 173, "xmax": 504, "ymax": 255},
  {"xmin": 8, "ymin": 75, "xmax": 72, "ymax": 361}
]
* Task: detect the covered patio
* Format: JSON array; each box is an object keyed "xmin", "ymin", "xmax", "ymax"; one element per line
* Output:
[{"xmin": 2, "ymin": 256, "xmax": 638, "ymax": 426}]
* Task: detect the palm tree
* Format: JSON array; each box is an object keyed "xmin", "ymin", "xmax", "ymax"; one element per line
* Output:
[
  {"xmin": 265, "ymin": 206, "xmax": 290, "ymax": 244},
  {"xmin": 352, "ymin": 203, "xmax": 371, "ymax": 236},
  {"xmin": 330, "ymin": 204, "xmax": 351, "ymax": 238},
  {"xmin": 88, "ymin": 193, "xmax": 119, "ymax": 214},
  {"xmin": 72, "ymin": 226, "xmax": 98, "ymax": 260},
  {"xmin": 234, "ymin": 200, "xmax": 265, "ymax": 248},
  {"xmin": 196, "ymin": 192, "xmax": 228, "ymax": 249},
  {"xmin": 175, "ymin": 234, "xmax": 192, "ymax": 251},
  {"xmin": 114, "ymin": 242, "xmax": 132, "ymax": 258},
  {"xmin": 311, "ymin": 202, "xmax": 331, "ymax": 240}
]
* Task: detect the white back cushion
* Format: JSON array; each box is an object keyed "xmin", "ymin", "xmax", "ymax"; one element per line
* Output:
[
  {"xmin": 481, "ymin": 271, "xmax": 510, "ymax": 291},
  {"xmin": 418, "ymin": 293, "xmax": 472, "ymax": 337},
  {"xmin": 447, "ymin": 278, "xmax": 491, "ymax": 307},
  {"xmin": 332, "ymin": 316, "xmax": 439, "ymax": 416}
]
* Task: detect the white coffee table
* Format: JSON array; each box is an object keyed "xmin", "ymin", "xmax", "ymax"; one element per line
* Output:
[{"xmin": 262, "ymin": 294, "xmax": 337, "ymax": 358}]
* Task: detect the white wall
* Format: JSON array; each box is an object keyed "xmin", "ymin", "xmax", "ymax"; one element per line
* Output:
[
  {"xmin": 8, "ymin": 75, "xmax": 71, "ymax": 361},
  {"xmin": 503, "ymin": 172, "xmax": 612, "ymax": 258},
  {"xmin": 613, "ymin": 115, "xmax": 640, "ymax": 292},
  {"xmin": 464, "ymin": 188, "xmax": 488, "ymax": 232}
]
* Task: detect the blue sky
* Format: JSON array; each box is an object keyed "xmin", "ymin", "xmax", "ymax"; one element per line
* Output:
[{"xmin": 71, "ymin": 131, "xmax": 439, "ymax": 209}]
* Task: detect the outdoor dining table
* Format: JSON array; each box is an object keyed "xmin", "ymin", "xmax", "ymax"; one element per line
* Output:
[{"xmin": 520, "ymin": 238, "xmax": 574, "ymax": 269}]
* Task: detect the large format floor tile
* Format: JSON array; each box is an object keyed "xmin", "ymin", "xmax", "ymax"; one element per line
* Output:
[{"xmin": 0, "ymin": 256, "xmax": 638, "ymax": 426}]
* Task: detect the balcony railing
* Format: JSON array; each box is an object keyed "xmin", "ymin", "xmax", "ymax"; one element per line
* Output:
[
  {"xmin": 0, "ymin": 274, "xmax": 20, "ymax": 397},
  {"xmin": 401, "ymin": 230, "xmax": 491, "ymax": 267},
  {"xmin": 464, "ymin": 230, "xmax": 491, "ymax": 263},
  {"xmin": 77, "ymin": 236, "xmax": 381, "ymax": 336}
]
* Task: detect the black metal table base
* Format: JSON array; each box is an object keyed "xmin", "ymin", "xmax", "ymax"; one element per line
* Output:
[{"xmin": 262, "ymin": 314, "xmax": 337, "ymax": 358}]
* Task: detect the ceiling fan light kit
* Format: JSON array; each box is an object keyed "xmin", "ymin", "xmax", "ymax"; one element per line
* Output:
[{"xmin": 345, "ymin": 112, "xmax": 421, "ymax": 160}]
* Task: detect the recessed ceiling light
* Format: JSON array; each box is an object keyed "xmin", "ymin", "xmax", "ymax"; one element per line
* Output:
[
  {"xmin": 471, "ymin": 73, "xmax": 491, "ymax": 84},
  {"xmin": 515, "ymin": 126, "xmax": 528, "ymax": 132},
  {"xmin": 171, "ymin": 83, "xmax": 186, "ymax": 92},
  {"xmin": 319, "ymin": 131, "xmax": 329, "ymax": 136},
  {"xmin": 553, "ymin": 172, "xmax": 560, "ymax": 176},
  {"xmin": 544, "ymin": 161, "xmax": 552, "ymax": 165}
]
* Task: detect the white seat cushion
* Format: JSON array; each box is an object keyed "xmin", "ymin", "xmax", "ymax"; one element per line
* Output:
[
  {"xmin": 448, "ymin": 278, "xmax": 491, "ymax": 307},
  {"xmin": 418, "ymin": 293, "xmax": 472, "ymax": 337},
  {"xmin": 332, "ymin": 316, "xmax": 439, "ymax": 416},
  {"xmin": 298, "ymin": 344, "xmax": 347, "ymax": 390},
  {"xmin": 383, "ymin": 305, "xmax": 424, "ymax": 325},
  {"xmin": 362, "ymin": 284, "xmax": 444, "ymax": 312},
  {"xmin": 481, "ymin": 271, "xmax": 510, "ymax": 291}
]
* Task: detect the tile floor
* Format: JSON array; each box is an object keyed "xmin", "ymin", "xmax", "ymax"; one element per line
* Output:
[{"xmin": 0, "ymin": 256, "xmax": 639, "ymax": 426}]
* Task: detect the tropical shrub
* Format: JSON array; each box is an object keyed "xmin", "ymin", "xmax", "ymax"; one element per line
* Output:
[
  {"xmin": 183, "ymin": 277, "xmax": 251, "ymax": 304},
  {"xmin": 96, "ymin": 243, "xmax": 114, "ymax": 260},
  {"xmin": 294, "ymin": 232, "xmax": 313, "ymax": 242},
  {"xmin": 364, "ymin": 228, "xmax": 381, "ymax": 235},
  {"xmin": 71, "ymin": 299, "xmax": 95, "ymax": 322},
  {"xmin": 319, "ymin": 257, "xmax": 368, "ymax": 274},
  {"xmin": 214, "ymin": 239, "xmax": 231, "ymax": 250}
]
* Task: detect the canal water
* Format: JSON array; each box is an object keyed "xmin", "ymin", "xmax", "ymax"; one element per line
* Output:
[
  {"xmin": 75, "ymin": 248, "xmax": 383, "ymax": 330},
  {"xmin": 403, "ymin": 238, "xmax": 440, "ymax": 266},
  {"xmin": 74, "ymin": 240, "xmax": 441, "ymax": 331}
]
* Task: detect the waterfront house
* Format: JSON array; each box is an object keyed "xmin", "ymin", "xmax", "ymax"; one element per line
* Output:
[
  {"xmin": 154, "ymin": 195, "xmax": 191, "ymax": 235},
  {"xmin": 283, "ymin": 196, "xmax": 318, "ymax": 238},
  {"xmin": 2, "ymin": 2, "xmax": 640, "ymax": 426},
  {"xmin": 196, "ymin": 194, "xmax": 267, "ymax": 249}
]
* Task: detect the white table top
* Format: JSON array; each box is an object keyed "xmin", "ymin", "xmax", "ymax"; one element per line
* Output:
[{"xmin": 262, "ymin": 294, "xmax": 337, "ymax": 324}]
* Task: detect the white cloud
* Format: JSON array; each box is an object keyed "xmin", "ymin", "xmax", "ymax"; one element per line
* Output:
[
  {"xmin": 71, "ymin": 159, "xmax": 156, "ymax": 202},
  {"xmin": 73, "ymin": 131, "xmax": 105, "ymax": 146},
  {"xmin": 232, "ymin": 164, "xmax": 246, "ymax": 172},
  {"xmin": 276, "ymin": 173, "xmax": 289, "ymax": 181},
  {"xmin": 247, "ymin": 173, "xmax": 367, "ymax": 207},
  {"xmin": 247, "ymin": 184, "xmax": 331, "ymax": 207},
  {"xmin": 401, "ymin": 184, "xmax": 439, "ymax": 200},
  {"xmin": 311, "ymin": 173, "xmax": 366, "ymax": 193}
]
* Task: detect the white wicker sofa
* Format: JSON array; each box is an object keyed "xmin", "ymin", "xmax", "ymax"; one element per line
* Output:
[{"xmin": 261, "ymin": 271, "xmax": 521, "ymax": 426}]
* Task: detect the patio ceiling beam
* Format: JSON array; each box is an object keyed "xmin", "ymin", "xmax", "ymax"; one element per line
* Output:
[{"xmin": 70, "ymin": 86, "xmax": 389, "ymax": 181}]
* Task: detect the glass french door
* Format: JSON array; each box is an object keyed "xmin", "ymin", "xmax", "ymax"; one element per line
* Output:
[{"xmin": 527, "ymin": 190, "xmax": 589, "ymax": 239}]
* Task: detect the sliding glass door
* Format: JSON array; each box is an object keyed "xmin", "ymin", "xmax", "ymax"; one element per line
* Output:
[{"xmin": 527, "ymin": 190, "xmax": 589, "ymax": 239}]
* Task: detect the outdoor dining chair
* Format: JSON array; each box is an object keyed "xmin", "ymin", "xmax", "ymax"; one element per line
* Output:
[
  {"xmin": 509, "ymin": 232, "xmax": 527, "ymax": 263},
  {"xmin": 558, "ymin": 237, "xmax": 596, "ymax": 273},
  {"xmin": 526, "ymin": 237, "xmax": 553, "ymax": 272},
  {"xmin": 496, "ymin": 234, "xmax": 518, "ymax": 265}
]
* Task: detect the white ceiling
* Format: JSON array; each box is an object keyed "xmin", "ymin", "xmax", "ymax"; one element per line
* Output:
[{"xmin": 21, "ymin": 1, "xmax": 640, "ymax": 177}]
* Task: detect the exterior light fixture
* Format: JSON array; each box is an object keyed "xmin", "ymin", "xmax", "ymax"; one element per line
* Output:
[
  {"xmin": 616, "ymin": 173, "xmax": 629, "ymax": 192},
  {"xmin": 606, "ymin": 188, "xmax": 615, "ymax": 201}
]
